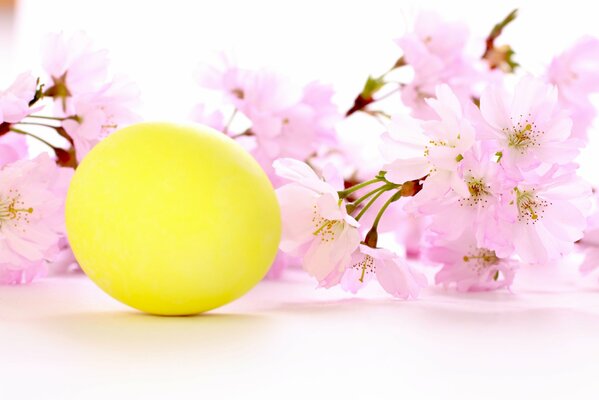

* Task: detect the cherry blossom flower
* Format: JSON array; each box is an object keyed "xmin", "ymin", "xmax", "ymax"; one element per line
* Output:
[
  {"xmin": 62, "ymin": 77, "xmax": 140, "ymax": 162},
  {"xmin": 247, "ymin": 81, "xmax": 339, "ymax": 183},
  {"xmin": 479, "ymin": 76, "xmax": 578, "ymax": 175},
  {"xmin": 495, "ymin": 168, "xmax": 591, "ymax": 264},
  {"xmin": 249, "ymin": 81, "xmax": 337, "ymax": 158},
  {"xmin": 42, "ymin": 31, "xmax": 109, "ymax": 113},
  {"xmin": 195, "ymin": 54, "xmax": 290, "ymax": 111},
  {"xmin": 547, "ymin": 36, "xmax": 599, "ymax": 141},
  {"xmin": 0, "ymin": 260, "xmax": 46, "ymax": 285},
  {"xmin": 195, "ymin": 59, "xmax": 339, "ymax": 181},
  {"xmin": 397, "ymin": 12, "xmax": 483, "ymax": 118},
  {"xmin": 0, "ymin": 154, "xmax": 73, "ymax": 284},
  {"xmin": 0, "ymin": 72, "xmax": 37, "ymax": 124},
  {"xmin": 274, "ymin": 158, "xmax": 360, "ymax": 284},
  {"xmin": 341, "ymin": 244, "xmax": 427, "ymax": 299},
  {"xmin": 426, "ymin": 147, "xmax": 512, "ymax": 246},
  {"xmin": 382, "ymin": 84, "xmax": 475, "ymax": 206},
  {"xmin": 425, "ymin": 233, "xmax": 517, "ymax": 292}
]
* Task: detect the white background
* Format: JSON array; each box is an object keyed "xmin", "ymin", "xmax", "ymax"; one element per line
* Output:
[
  {"xmin": 5, "ymin": 0, "xmax": 599, "ymax": 180},
  {"xmin": 3, "ymin": 1, "xmax": 599, "ymax": 399}
]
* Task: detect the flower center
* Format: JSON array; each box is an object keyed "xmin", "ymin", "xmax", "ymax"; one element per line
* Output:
[
  {"xmin": 504, "ymin": 115, "xmax": 541, "ymax": 154},
  {"xmin": 352, "ymin": 254, "xmax": 375, "ymax": 282},
  {"xmin": 231, "ymin": 88, "xmax": 244, "ymax": 99},
  {"xmin": 311, "ymin": 205, "xmax": 340, "ymax": 243},
  {"xmin": 514, "ymin": 188, "xmax": 549, "ymax": 224},
  {"xmin": 0, "ymin": 189, "xmax": 34, "ymax": 230},
  {"xmin": 463, "ymin": 248, "xmax": 499, "ymax": 274},
  {"xmin": 458, "ymin": 175, "xmax": 491, "ymax": 208}
]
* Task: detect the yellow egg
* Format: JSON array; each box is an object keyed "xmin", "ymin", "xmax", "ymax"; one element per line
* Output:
[{"xmin": 65, "ymin": 122, "xmax": 281, "ymax": 315}]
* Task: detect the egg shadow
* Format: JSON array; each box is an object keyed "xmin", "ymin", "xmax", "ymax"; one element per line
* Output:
[{"xmin": 32, "ymin": 310, "xmax": 275, "ymax": 358}]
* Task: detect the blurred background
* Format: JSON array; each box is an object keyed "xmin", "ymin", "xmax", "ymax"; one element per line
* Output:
[{"xmin": 2, "ymin": 0, "xmax": 599, "ymax": 180}]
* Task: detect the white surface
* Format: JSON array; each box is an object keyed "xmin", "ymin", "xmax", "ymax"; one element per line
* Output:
[{"xmin": 2, "ymin": 268, "xmax": 599, "ymax": 400}]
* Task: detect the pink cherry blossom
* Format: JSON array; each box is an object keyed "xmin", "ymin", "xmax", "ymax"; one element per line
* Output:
[
  {"xmin": 495, "ymin": 167, "xmax": 591, "ymax": 264},
  {"xmin": 0, "ymin": 260, "xmax": 46, "ymax": 285},
  {"xmin": 0, "ymin": 153, "xmax": 73, "ymax": 284},
  {"xmin": 399, "ymin": 11, "xmax": 469, "ymax": 66},
  {"xmin": 397, "ymin": 12, "xmax": 483, "ymax": 118},
  {"xmin": 42, "ymin": 31, "xmax": 109, "ymax": 113},
  {"xmin": 274, "ymin": 158, "xmax": 360, "ymax": 283},
  {"xmin": 234, "ymin": 69, "xmax": 303, "ymax": 120},
  {"xmin": 248, "ymin": 80, "xmax": 339, "ymax": 177},
  {"xmin": 62, "ymin": 77, "xmax": 140, "ymax": 162},
  {"xmin": 341, "ymin": 244, "xmax": 427, "ymax": 299},
  {"xmin": 547, "ymin": 36, "xmax": 599, "ymax": 141},
  {"xmin": 251, "ymin": 81, "xmax": 338, "ymax": 156},
  {"xmin": 425, "ymin": 233, "xmax": 517, "ymax": 292},
  {"xmin": 0, "ymin": 72, "xmax": 37, "ymax": 124},
  {"xmin": 426, "ymin": 147, "xmax": 512, "ymax": 247},
  {"xmin": 195, "ymin": 59, "xmax": 339, "ymax": 181},
  {"xmin": 196, "ymin": 58, "xmax": 302, "ymax": 127},
  {"xmin": 479, "ymin": 76, "xmax": 578, "ymax": 175},
  {"xmin": 382, "ymin": 84, "xmax": 475, "ymax": 207}
]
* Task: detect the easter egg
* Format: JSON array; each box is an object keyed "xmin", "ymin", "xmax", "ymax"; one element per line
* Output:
[{"xmin": 65, "ymin": 122, "xmax": 281, "ymax": 315}]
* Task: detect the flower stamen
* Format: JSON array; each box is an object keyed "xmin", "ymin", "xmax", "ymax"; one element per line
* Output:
[
  {"xmin": 504, "ymin": 114, "xmax": 542, "ymax": 154},
  {"xmin": 458, "ymin": 174, "xmax": 491, "ymax": 208},
  {"xmin": 0, "ymin": 190, "xmax": 34, "ymax": 229},
  {"xmin": 514, "ymin": 188, "xmax": 549, "ymax": 224},
  {"xmin": 311, "ymin": 205, "xmax": 340, "ymax": 243},
  {"xmin": 463, "ymin": 248, "xmax": 499, "ymax": 274},
  {"xmin": 352, "ymin": 254, "xmax": 375, "ymax": 283}
]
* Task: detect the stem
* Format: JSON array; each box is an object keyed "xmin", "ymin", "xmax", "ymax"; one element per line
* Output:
[
  {"xmin": 363, "ymin": 189, "xmax": 402, "ymax": 248},
  {"xmin": 371, "ymin": 189, "xmax": 401, "ymax": 231},
  {"xmin": 337, "ymin": 178, "xmax": 382, "ymax": 199},
  {"xmin": 354, "ymin": 186, "xmax": 390, "ymax": 221},
  {"xmin": 223, "ymin": 108, "xmax": 238, "ymax": 135},
  {"xmin": 14, "ymin": 121, "xmax": 60, "ymax": 128},
  {"xmin": 230, "ymin": 129, "xmax": 253, "ymax": 138},
  {"xmin": 483, "ymin": 9, "xmax": 518, "ymax": 58},
  {"xmin": 25, "ymin": 115, "xmax": 67, "ymax": 121},
  {"xmin": 345, "ymin": 57, "xmax": 406, "ymax": 117},
  {"xmin": 351, "ymin": 184, "xmax": 389, "ymax": 209},
  {"xmin": 364, "ymin": 110, "xmax": 392, "ymax": 127},
  {"xmin": 374, "ymin": 86, "xmax": 401, "ymax": 102},
  {"xmin": 10, "ymin": 127, "xmax": 56, "ymax": 149}
]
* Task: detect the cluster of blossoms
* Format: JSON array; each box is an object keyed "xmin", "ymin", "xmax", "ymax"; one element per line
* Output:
[
  {"xmin": 0, "ymin": 32, "xmax": 139, "ymax": 283},
  {"xmin": 4, "ymin": 10, "xmax": 599, "ymax": 302},
  {"xmin": 238, "ymin": 9, "xmax": 599, "ymax": 298}
]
